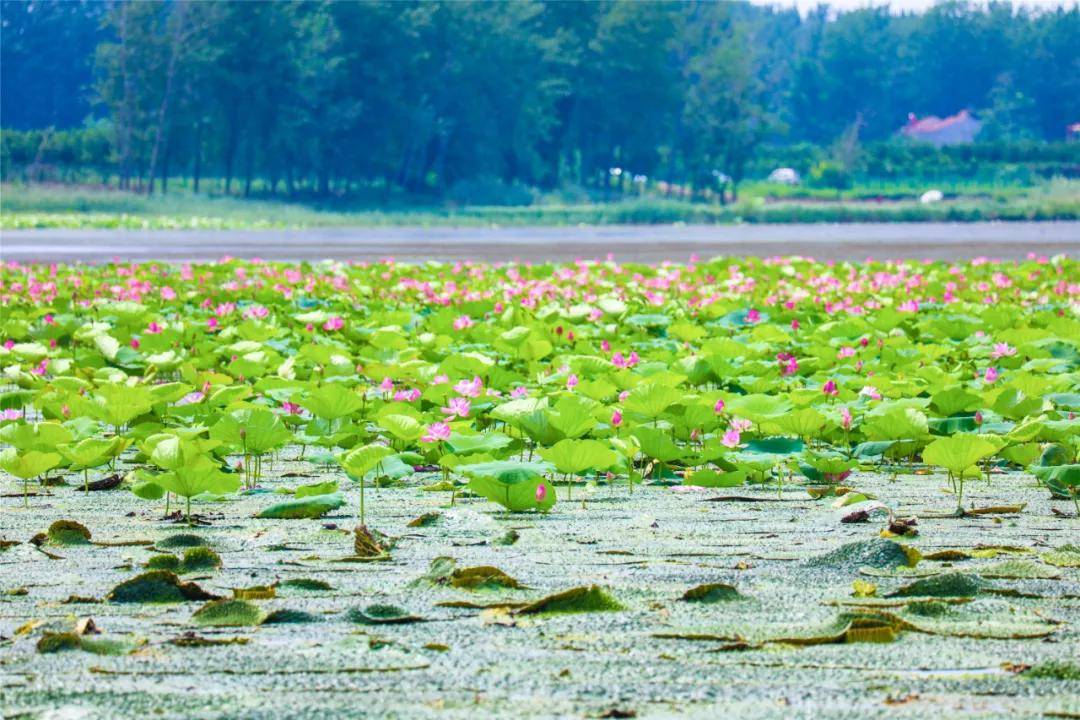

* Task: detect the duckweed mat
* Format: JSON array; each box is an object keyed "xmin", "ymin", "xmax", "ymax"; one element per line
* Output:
[{"xmin": 2, "ymin": 465, "xmax": 1078, "ymax": 719}]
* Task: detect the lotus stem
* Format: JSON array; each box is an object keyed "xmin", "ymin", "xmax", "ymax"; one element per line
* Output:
[{"xmin": 360, "ymin": 473, "xmax": 366, "ymax": 526}]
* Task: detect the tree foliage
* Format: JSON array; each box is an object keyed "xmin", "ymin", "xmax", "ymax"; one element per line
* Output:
[{"xmin": 2, "ymin": 1, "xmax": 1077, "ymax": 196}]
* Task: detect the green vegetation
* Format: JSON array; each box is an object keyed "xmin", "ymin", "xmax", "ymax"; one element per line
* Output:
[
  {"xmin": 3, "ymin": 2, "xmax": 1078, "ymax": 209},
  {"xmin": 3, "ymin": 180, "xmax": 1078, "ymax": 229},
  {"xmin": 1, "ymin": 254, "xmax": 1078, "ymax": 718},
  {"xmin": 2, "ymin": 254, "xmax": 1077, "ymax": 518}
]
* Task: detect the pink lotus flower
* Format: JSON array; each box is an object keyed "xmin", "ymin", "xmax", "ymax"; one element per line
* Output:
[
  {"xmin": 612, "ymin": 352, "xmax": 628, "ymax": 369},
  {"xmin": 323, "ymin": 316, "xmax": 344, "ymax": 331},
  {"xmin": 974, "ymin": 411, "xmax": 984, "ymax": 426},
  {"xmin": 0, "ymin": 408, "xmax": 23, "ymax": 421},
  {"xmin": 984, "ymin": 367, "xmax": 999, "ymax": 384},
  {"xmin": 860, "ymin": 386, "xmax": 882, "ymax": 400},
  {"xmin": 777, "ymin": 352, "xmax": 799, "ymax": 376},
  {"xmin": 566, "ymin": 374, "xmax": 579, "ymax": 390},
  {"xmin": 535, "ymin": 483, "xmax": 548, "ymax": 503},
  {"xmin": 990, "ymin": 342, "xmax": 1015, "ymax": 359},
  {"xmin": 453, "ymin": 315, "xmax": 473, "ymax": 330},
  {"xmin": 177, "ymin": 391, "xmax": 205, "ymax": 406},
  {"xmin": 837, "ymin": 346, "xmax": 855, "ymax": 359},
  {"xmin": 394, "ymin": 389, "xmax": 422, "ymax": 402},
  {"xmin": 713, "ymin": 398, "xmax": 725, "ymax": 414},
  {"xmin": 746, "ymin": 308, "xmax": 761, "ymax": 323},
  {"xmin": 822, "ymin": 379, "xmax": 839, "ymax": 397},
  {"xmin": 840, "ymin": 406, "xmax": 852, "ymax": 431},
  {"xmin": 207, "ymin": 318, "xmax": 219, "ymax": 331},
  {"xmin": 721, "ymin": 429, "xmax": 741, "ymax": 448},
  {"xmin": 421, "ymin": 421, "xmax": 452, "ymax": 443},
  {"xmin": 611, "ymin": 409, "xmax": 623, "ymax": 427},
  {"xmin": 282, "ymin": 401, "xmax": 303, "ymax": 415},
  {"xmin": 454, "ymin": 376, "xmax": 483, "ymax": 398},
  {"xmin": 431, "ymin": 374, "xmax": 449, "ymax": 386},
  {"xmin": 146, "ymin": 322, "xmax": 163, "ymax": 334},
  {"xmin": 510, "ymin": 386, "xmax": 529, "ymax": 399},
  {"xmin": 791, "ymin": 319, "xmax": 800, "ymax": 331},
  {"xmin": 441, "ymin": 397, "xmax": 471, "ymax": 419},
  {"xmin": 130, "ymin": 338, "xmax": 140, "ymax": 349},
  {"xmin": 730, "ymin": 417, "xmax": 753, "ymax": 432},
  {"xmin": 379, "ymin": 377, "xmax": 394, "ymax": 392},
  {"xmin": 600, "ymin": 340, "xmax": 611, "ymax": 352}
]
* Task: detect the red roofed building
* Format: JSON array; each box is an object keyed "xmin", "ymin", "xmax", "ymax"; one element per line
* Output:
[{"xmin": 900, "ymin": 110, "xmax": 982, "ymax": 146}]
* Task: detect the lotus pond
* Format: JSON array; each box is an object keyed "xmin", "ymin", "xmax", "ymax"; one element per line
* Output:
[{"xmin": 1, "ymin": 253, "xmax": 1078, "ymax": 719}]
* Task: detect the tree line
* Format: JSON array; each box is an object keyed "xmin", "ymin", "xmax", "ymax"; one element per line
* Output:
[{"xmin": 2, "ymin": 0, "xmax": 1078, "ymax": 199}]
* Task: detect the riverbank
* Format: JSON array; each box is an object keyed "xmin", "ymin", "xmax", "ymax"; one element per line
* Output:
[{"xmin": 3, "ymin": 182, "xmax": 1078, "ymax": 230}]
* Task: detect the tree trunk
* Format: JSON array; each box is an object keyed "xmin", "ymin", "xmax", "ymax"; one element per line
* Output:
[
  {"xmin": 161, "ymin": 143, "xmax": 169, "ymax": 194},
  {"xmin": 147, "ymin": 1, "xmax": 189, "ymax": 195},
  {"xmin": 224, "ymin": 104, "xmax": 240, "ymax": 195},
  {"xmin": 244, "ymin": 139, "xmax": 253, "ymax": 197},
  {"xmin": 193, "ymin": 122, "xmax": 203, "ymax": 193},
  {"xmin": 318, "ymin": 140, "xmax": 330, "ymax": 195},
  {"xmin": 116, "ymin": 2, "xmax": 134, "ymax": 191}
]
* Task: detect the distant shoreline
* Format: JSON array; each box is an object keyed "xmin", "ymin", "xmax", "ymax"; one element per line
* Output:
[
  {"xmin": 3, "ymin": 181, "xmax": 1078, "ymax": 231},
  {"xmin": 5, "ymin": 221, "xmax": 1078, "ymax": 264}
]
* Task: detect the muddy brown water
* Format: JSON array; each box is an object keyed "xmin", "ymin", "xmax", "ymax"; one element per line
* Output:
[{"xmin": 3, "ymin": 221, "xmax": 1078, "ymax": 264}]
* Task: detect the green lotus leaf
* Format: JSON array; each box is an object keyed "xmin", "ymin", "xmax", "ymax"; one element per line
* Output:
[
  {"xmin": 57, "ymin": 437, "xmax": 119, "ymax": 470},
  {"xmin": 622, "ymin": 382, "xmax": 683, "ymax": 419},
  {"xmin": 631, "ymin": 426, "xmax": 685, "ymax": 463},
  {"xmin": 256, "ymin": 493, "xmax": 345, "ymax": 519},
  {"xmin": 445, "ymin": 432, "xmax": 514, "ymax": 456},
  {"xmin": 301, "ymin": 384, "xmax": 364, "ymax": 421},
  {"xmin": 89, "ymin": 383, "xmax": 156, "ymax": 427},
  {"xmin": 0, "ymin": 448, "xmax": 61, "ymax": 479},
  {"xmin": 294, "ymin": 480, "xmax": 339, "ymax": 498},
  {"xmin": 210, "ymin": 407, "xmax": 292, "ymax": 455},
  {"xmin": 378, "ymin": 414, "xmax": 425, "ymax": 443},
  {"xmin": 338, "ymin": 443, "xmax": 395, "ymax": 479},
  {"xmin": 539, "ymin": 438, "xmax": 619, "ymax": 475},
  {"xmin": 458, "ymin": 461, "xmax": 556, "ymax": 512},
  {"xmin": 684, "ymin": 468, "xmax": 746, "ymax": 488},
  {"xmin": 922, "ymin": 434, "xmax": 998, "ymax": 476}
]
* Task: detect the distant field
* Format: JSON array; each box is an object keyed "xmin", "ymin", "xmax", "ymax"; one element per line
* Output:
[{"xmin": 2, "ymin": 181, "xmax": 1078, "ymax": 230}]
